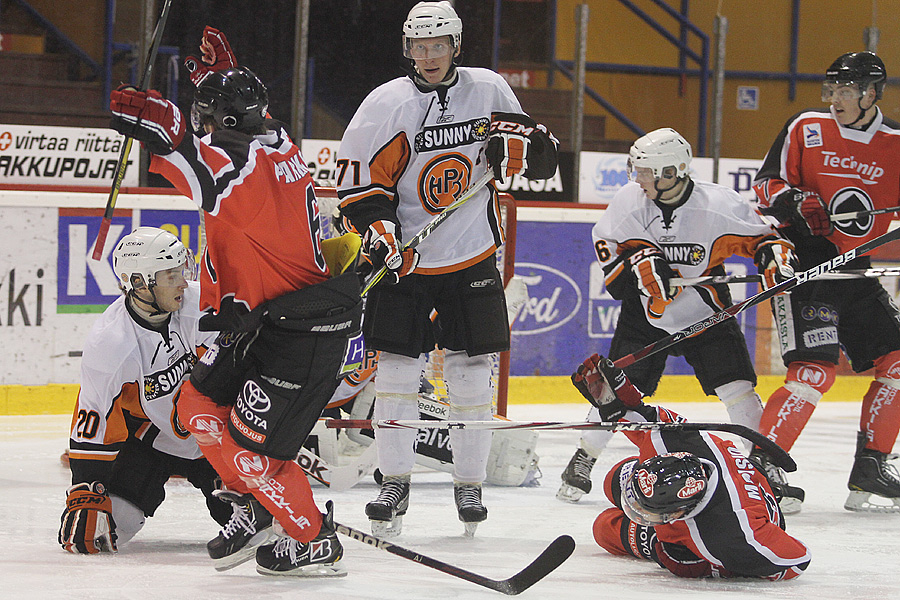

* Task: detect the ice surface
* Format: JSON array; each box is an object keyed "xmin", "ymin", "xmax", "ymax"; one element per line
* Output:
[{"xmin": 3, "ymin": 401, "xmax": 898, "ymax": 599}]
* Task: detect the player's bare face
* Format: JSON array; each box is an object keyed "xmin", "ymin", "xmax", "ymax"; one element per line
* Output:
[
  {"xmin": 149, "ymin": 265, "xmax": 189, "ymax": 312},
  {"xmin": 409, "ymin": 36, "xmax": 456, "ymax": 84}
]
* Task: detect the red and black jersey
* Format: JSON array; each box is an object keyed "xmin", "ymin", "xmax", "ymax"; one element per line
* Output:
[
  {"xmin": 619, "ymin": 406, "xmax": 811, "ymax": 579},
  {"xmin": 151, "ymin": 121, "xmax": 329, "ymax": 328},
  {"xmin": 754, "ymin": 106, "xmax": 900, "ymax": 264}
]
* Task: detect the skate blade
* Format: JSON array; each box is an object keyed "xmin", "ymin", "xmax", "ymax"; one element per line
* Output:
[
  {"xmin": 370, "ymin": 516, "xmax": 402, "ymax": 538},
  {"xmin": 556, "ymin": 483, "xmax": 586, "ymax": 503},
  {"xmin": 462, "ymin": 522, "xmax": 479, "ymax": 537},
  {"xmin": 777, "ymin": 497, "xmax": 803, "ymax": 515},
  {"xmin": 844, "ymin": 491, "xmax": 900, "ymax": 513},
  {"xmin": 256, "ymin": 562, "xmax": 348, "ymax": 578},
  {"xmin": 212, "ymin": 528, "xmax": 274, "ymax": 572}
]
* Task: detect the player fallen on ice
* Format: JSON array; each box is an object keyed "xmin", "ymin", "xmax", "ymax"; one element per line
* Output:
[
  {"xmin": 753, "ymin": 51, "xmax": 900, "ymax": 514},
  {"xmin": 336, "ymin": 2, "xmax": 558, "ymax": 537},
  {"xmin": 557, "ymin": 128, "xmax": 797, "ymax": 504},
  {"xmin": 108, "ymin": 27, "xmax": 362, "ymax": 576},
  {"xmin": 571, "ymin": 353, "xmax": 811, "ymax": 580},
  {"xmin": 59, "ymin": 228, "xmax": 232, "ymax": 554}
]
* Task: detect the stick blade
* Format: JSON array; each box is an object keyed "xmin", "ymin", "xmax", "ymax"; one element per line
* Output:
[{"xmin": 496, "ymin": 535, "xmax": 575, "ymax": 595}]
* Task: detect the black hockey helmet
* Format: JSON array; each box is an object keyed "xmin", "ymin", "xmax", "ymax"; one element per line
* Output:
[
  {"xmin": 621, "ymin": 452, "xmax": 710, "ymax": 526},
  {"xmin": 191, "ymin": 66, "xmax": 269, "ymax": 133},
  {"xmin": 825, "ymin": 51, "xmax": 887, "ymax": 100}
]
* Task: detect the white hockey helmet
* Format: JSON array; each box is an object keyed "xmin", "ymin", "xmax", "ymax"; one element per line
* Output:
[
  {"xmin": 112, "ymin": 227, "xmax": 195, "ymax": 294},
  {"xmin": 403, "ymin": 1, "xmax": 463, "ymax": 50},
  {"xmin": 628, "ymin": 128, "xmax": 692, "ymax": 180}
]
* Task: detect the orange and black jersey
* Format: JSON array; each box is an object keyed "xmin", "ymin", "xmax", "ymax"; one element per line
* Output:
[
  {"xmin": 618, "ymin": 405, "xmax": 811, "ymax": 579},
  {"xmin": 754, "ymin": 106, "xmax": 900, "ymax": 266},
  {"xmin": 151, "ymin": 120, "xmax": 329, "ymax": 330},
  {"xmin": 593, "ymin": 180, "xmax": 790, "ymax": 332}
]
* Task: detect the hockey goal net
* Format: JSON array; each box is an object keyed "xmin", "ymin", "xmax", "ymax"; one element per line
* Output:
[{"xmin": 314, "ymin": 187, "xmax": 516, "ymax": 416}]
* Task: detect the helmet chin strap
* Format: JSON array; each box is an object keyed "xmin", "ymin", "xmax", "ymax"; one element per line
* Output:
[
  {"xmin": 653, "ymin": 177, "xmax": 687, "ymax": 204},
  {"xmin": 128, "ymin": 289, "xmax": 168, "ymax": 320},
  {"xmin": 846, "ymin": 97, "xmax": 875, "ymax": 128}
]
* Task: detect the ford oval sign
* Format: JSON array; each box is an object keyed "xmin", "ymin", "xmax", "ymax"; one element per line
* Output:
[{"xmin": 513, "ymin": 262, "xmax": 582, "ymax": 335}]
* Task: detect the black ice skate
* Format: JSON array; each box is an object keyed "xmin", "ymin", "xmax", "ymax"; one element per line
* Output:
[
  {"xmin": 255, "ymin": 500, "xmax": 346, "ymax": 577},
  {"xmin": 454, "ymin": 482, "xmax": 488, "ymax": 537},
  {"xmin": 206, "ymin": 490, "xmax": 274, "ymax": 571},
  {"xmin": 845, "ymin": 432, "xmax": 900, "ymax": 513},
  {"xmin": 556, "ymin": 448, "xmax": 597, "ymax": 503},
  {"xmin": 750, "ymin": 449, "xmax": 805, "ymax": 515},
  {"xmin": 365, "ymin": 474, "xmax": 410, "ymax": 537}
]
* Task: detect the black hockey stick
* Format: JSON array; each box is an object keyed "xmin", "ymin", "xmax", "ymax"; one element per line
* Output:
[
  {"xmin": 327, "ymin": 419, "xmax": 795, "ymax": 472},
  {"xmin": 612, "ymin": 225, "xmax": 900, "ymax": 371},
  {"xmin": 671, "ymin": 267, "xmax": 900, "ymax": 287},
  {"xmin": 830, "ymin": 205, "xmax": 900, "ymax": 221},
  {"xmin": 335, "ymin": 522, "xmax": 575, "ymax": 595},
  {"xmin": 91, "ymin": 0, "xmax": 173, "ymax": 261},
  {"xmin": 361, "ymin": 171, "xmax": 493, "ymax": 295}
]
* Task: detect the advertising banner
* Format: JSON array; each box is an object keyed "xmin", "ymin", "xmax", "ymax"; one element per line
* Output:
[{"xmin": 0, "ymin": 124, "xmax": 140, "ymax": 187}]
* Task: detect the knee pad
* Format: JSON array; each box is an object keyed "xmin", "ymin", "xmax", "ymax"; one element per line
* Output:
[
  {"xmin": 784, "ymin": 361, "xmax": 836, "ymax": 404},
  {"xmin": 375, "ymin": 352, "xmax": 427, "ymax": 395},
  {"xmin": 110, "ymin": 495, "xmax": 145, "ymax": 546},
  {"xmin": 444, "ymin": 351, "xmax": 492, "ymax": 404},
  {"xmin": 178, "ymin": 382, "xmax": 229, "ymax": 446},
  {"xmin": 874, "ymin": 350, "xmax": 900, "ymax": 389}
]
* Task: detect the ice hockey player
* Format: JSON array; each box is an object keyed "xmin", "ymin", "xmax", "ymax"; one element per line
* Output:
[
  {"xmin": 572, "ymin": 353, "xmax": 811, "ymax": 580},
  {"xmin": 59, "ymin": 227, "xmax": 232, "ymax": 554},
  {"xmin": 753, "ymin": 50, "xmax": 900, "ymax": 514},
  {"xmin": 108, "ymin": 27, "xmax": 361, "ymax": 576},
  {"xmin": 336, "ymin": 1, "xmax": 558, "ymax": 537},
  {"xmin": 558, "ymin": 127, "xmax": 797, "ymax": 503}
]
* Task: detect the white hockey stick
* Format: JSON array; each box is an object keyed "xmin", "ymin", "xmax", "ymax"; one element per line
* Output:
[
  {"xmin": 671, "ymin": 267, "xmax": 900, "ymax": 287},
  {"xmin": 830, "ymin": 205, "xmax": 900, "ymax": 221},
  {"xmin": 296, "ymin": 443, "xmax": 377, "ymax": 492},
  {"xmin": 361, "ymin": 171, "xmax": 494, "ymax": 295}
]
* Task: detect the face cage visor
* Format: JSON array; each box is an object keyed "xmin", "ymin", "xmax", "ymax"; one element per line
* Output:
[
  {"xmin": 821, "ymin": 81, "xmax": 865, "ymax": 103},
  {"xmin": 403, "ymin": 35, "xmax": 454, "ymax": 60},
  {"xmin": 149, "ymin": 251, "xmax": 197, "ymax": 291}
]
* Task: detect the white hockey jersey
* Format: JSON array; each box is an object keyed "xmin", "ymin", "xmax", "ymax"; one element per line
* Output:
[
  {"xmin": 594, "ymin": 180, "xmax": 787, "ymax": 333},
  {"xmin": 336, "ymin": 67, "xmax": 523, "ymax": 273},
  {"xmin": 69, "ymin": 281, "xmax": 216, "ymax": 465}
]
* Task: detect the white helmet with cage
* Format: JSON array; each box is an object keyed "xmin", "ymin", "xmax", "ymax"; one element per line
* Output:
[
  {"xmin": 403, "ymin": 1, "xmax": 462, "ymax": 53},
  {"xmin": 112, "ymin": 227, "xmax": 195, "ymax": 294},
  {"xmin": 628, "ymin": 127, "xmax": 692, "ymax": 180}
]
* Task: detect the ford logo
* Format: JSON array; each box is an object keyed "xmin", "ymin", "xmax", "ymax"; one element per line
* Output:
[{"xmin": 513, "ymin": 262, "xmax": 582, "ymax": 335}]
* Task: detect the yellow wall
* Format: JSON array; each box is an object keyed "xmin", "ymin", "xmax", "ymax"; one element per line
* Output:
[{"xmin": 554, "ymin": 0, "xmax": 900, "ymax": 159}]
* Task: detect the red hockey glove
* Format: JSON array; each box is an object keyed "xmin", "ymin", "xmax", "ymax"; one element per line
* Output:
[
  {"xmin": 486, "ymin": 112, "xmax": 537, "ymax": 183},
  {"xmin": 571, "ymin": 353, "xmax": 642, "ymax": 419},
  {"xmin": 755, "ymin": 241, "xmax": 798, "ymax": 290},
  {"xmin": 654, "ymin": 541, "xmax": 734, "ymax": 578},
  {"xmin": 59, "ymin": 482, "xmax": 118, "ymax": 554},
  {"xmin": 798, "ymin": 192, "xmax": 833, "ymax": 236},
  {"xmin": 184, "ymin": 26, "xmax": 237, "ymax": 86},
  {"xmin": 109, "ymin": 87, "xmax": 186, "ymax": 155},
  {"xmin": 628, "ymin": 247, "xmax": 680, "ymax": 300},
  {"xmin": 364, "ymin": 220, "xmax": 419, "ymax": 284}
]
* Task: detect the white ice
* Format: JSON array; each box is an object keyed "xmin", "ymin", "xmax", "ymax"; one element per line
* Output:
[{"xmin": 3, "ymin": 401, "xmax": 899, "ymax": 599}]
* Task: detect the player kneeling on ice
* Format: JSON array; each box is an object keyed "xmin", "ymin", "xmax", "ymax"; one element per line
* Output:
[
  {"xmin": 571, "ymin": 354, "xmax": 811, "ymax": 580},
  {"xmin": 59, "ymin": 228, "xmax": 233, "ymax": 554},
  {"xmin": 108, "ymin": 27, "xmax": 361, "ymax": 576}
]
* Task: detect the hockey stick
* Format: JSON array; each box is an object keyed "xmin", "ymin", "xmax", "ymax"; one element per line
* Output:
[
  {"xmin": 831, "ymin": 205, "xmax": 900, "ymax": 221},
  {"xmin": 326, "ymin": 419, "xmax": 795, "ymax": 471},
  {"xmin": 611, "ymin": 225, "xmax": 900, "ymax": 371},
  {"xmin": 671, "ymin": 267, "xmax": 900, "ymax": 287},
  {"xmin": 361, "ymin": 171, "xmax": 494, "ymax": 295},
  {"xmin": 296, "ymin": 443, "xmax": 377, "ymax": 492},
  {"xmin": 335, "ymin": 522, "xmax": 575, "ymax": 595},
  {"xmin": 91, "ymin": 0, "xmax": 173, "ymax": 261}
]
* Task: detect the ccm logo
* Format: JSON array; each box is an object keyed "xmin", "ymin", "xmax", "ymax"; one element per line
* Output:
[{"xmin": 490, "ymin": 121, "xmax": 534, "ymax": 136}]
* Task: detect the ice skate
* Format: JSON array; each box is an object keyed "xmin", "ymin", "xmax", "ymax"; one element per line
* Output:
[
  {"xmin": 454, "ymin": 482, "xmax": 488, "ymax": 537},
  {"xmin": 749, "ymin": 449, "xmax": 805, "ymax": 515},
  {"xmin": 365, "ymin": 474, "xmax": 410, "ymax": 537},
  {"xmin": 256, "ymin": 500, "xmax": 346, "ymax": 577},
  {"xmin": 556, "ymin": 448, "xmax": 596, "ymax": 503},
  {"xmin": 845, "ymin": 432, "xmax": 900, "ymax": 513},
  {"xmin": 206, "ymin": 490, "xmax": 274, "ymax": 571}
]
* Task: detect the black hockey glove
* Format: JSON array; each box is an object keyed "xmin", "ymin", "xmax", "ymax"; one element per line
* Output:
[
  {"xmin": 654, "ymin": 541, "xmax": 735, "ymax": 578},
  {"xmin": 754, "ymin": 241, "xmax": 798, "ymax": 290},
  {"xmin": 485, "ymin": 112, "xmax": 537, "ymax": 183},
  {"xmin": 627, "ymin": 247, "xmax": 680, "ymax": 301},
  {"xmin": 571, "ymin": 353, "xmax": 642, "ymax": 420},
  {"xmin": 761, "ymin": 188, "xmax": 832, "ymax": 236},
  {"xmin": 59, "ymin": 482, "xmax": 118, "ymax": 554},
  {"xmin": 363, "ymin": 220, "xmax": 419, "ymax": 284},
  {"xmin": 109, "ymin": 86, "xmax": 186, "ymax": 155}
]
